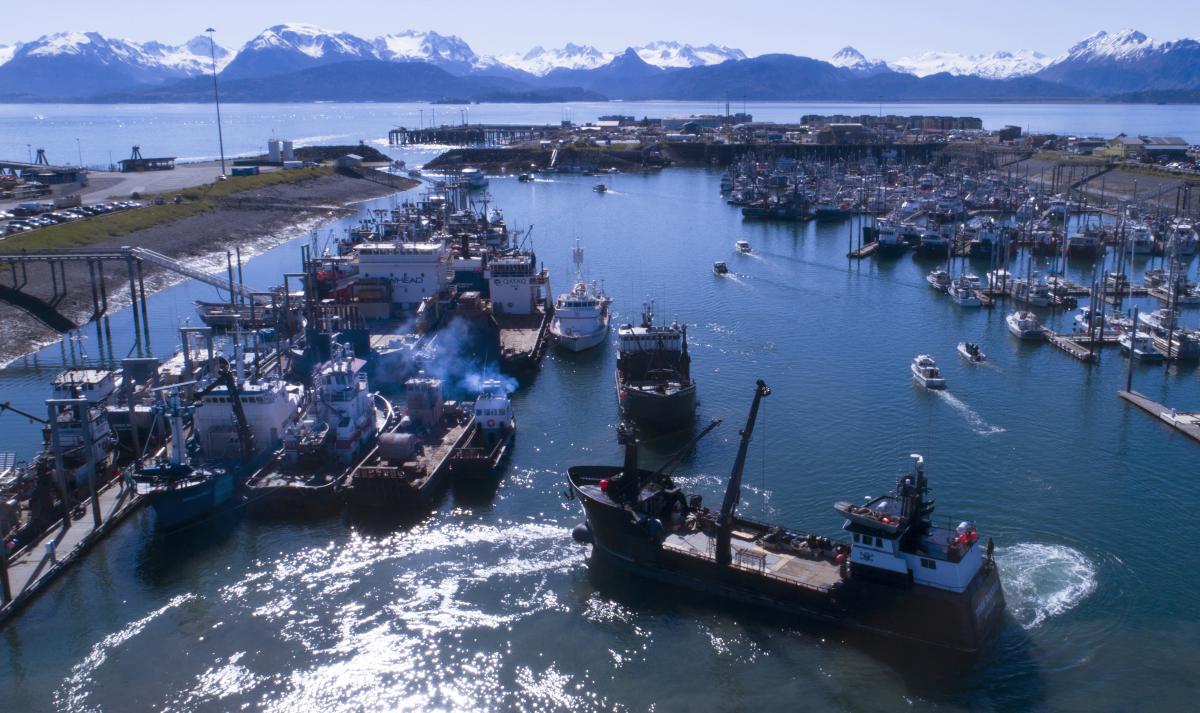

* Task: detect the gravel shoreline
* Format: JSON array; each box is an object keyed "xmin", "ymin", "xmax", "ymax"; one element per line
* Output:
[{"xmin": 0, "ymin": 172, "xmax": 414, "ymax": 367}]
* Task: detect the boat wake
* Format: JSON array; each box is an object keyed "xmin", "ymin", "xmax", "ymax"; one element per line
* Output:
[
  {"xmin": 934, "ymin": 391, "xmax": 1005, "ymax": 436},
  {"xmin": 995, "ymin": 543, "xmax": 1097, "ymax": 629}
]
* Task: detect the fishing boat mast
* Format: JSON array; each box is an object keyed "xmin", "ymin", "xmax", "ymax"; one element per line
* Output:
[{"xmin": 715, "ymin": 379, "xmax": 771, "ymax": 566}]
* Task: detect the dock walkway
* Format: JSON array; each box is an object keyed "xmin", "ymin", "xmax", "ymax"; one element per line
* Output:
[
  {"xmin": 1118, "ymin": 390, "xmax": 1200, "ymax": 444},
  {"xmin": 1, "ymin": 478, "xmax": 143, "ymax": 626},
  {"xmin": 847, "ymin": 242, "xmax": 878, "ymax": 259}
]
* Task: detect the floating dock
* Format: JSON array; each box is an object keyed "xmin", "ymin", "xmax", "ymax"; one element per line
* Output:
[
  {"xmin": 1, "ymin": 479, "xmax": 143, "ymax": 625},
  {"xmin": 1045, "ymin": 329, "xmax": 1119, "ymax": 363},
  {"xmin": 1118, "ymin": 390, "xmax": 1200, "ymax": 444},
  {"xmin": 846, "ymin": 242, "xmax": 878, "ymax": 259}
]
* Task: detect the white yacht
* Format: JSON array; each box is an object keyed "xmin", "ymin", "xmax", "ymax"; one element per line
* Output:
[
  {"xmin": 735, "ymin": 240, "xmax": 752, "ymax": 253},
  {"xmin": 1138, "ymin": 308, "xmax": 1177, "ymax": 335},
  {"xmin": 911, "ymin": 355, "xmax": 946, "ymax": 389},
  {"xmin": 549, "ymin": 241, "xmax": 611, "ymax": 352},
  {"xmin": 1128, "ymin": 223, "xmax": 1155, "ymax": 255},
  {"xmin": 1006, "ymin": 311, "xmax": 1045, "ymax": 341},
  {"xmin": 926, "ymin": 269, "xmax": 952, "ymax": 292},
  {"xmin": 950, "ymin": 277, "xmax": 981, "ymax": 307},
  {"xmin": 1168, "ymin": 222, "xmax": 1197, "ymax": 257},
  {"xmin": 1010, "ymin": 275, "xmax": 1051, "ymax": 307},
  {"xmin": 1119, "ymin": 331, "xmax": 1164, "ymax": 362}
]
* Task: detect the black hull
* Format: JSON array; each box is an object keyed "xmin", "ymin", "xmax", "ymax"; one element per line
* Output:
[
  {"xmin": 569, "ymin": 466, "xmax": 1006, "ymax": 654},
  {"xmin": 874, "ymin": 243, "xmax": 909, "ymax": 258},
  {"xmin": 244, "ymin": 479, "xmax": 342, "ymax": 518},
  {"xmin": 616, "ymin": 374, "xmax": 697, "ymax": 426}
]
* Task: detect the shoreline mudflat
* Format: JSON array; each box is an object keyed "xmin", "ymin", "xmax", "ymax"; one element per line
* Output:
[{"xmin": 0, "ymin": 172, "xmax": 415, "ymax": 367}]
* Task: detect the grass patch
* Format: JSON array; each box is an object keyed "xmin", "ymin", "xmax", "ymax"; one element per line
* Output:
[{"xmin": 1, "ymin": 166, "xmax": 334, "ymax": 253}]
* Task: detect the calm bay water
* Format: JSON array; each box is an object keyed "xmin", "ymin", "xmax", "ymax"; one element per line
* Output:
[
  {"xmin": 2, "ymin": 100, "xmax": 1199, "ymax": 168},
  {"xmin": 1, "ymin": 106, "xmax": 1200, "ymax": 711}
]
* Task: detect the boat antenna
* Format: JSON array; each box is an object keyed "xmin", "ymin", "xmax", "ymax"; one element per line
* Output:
[{"xmin": 716, "ymin": 380, "xmax": 771, "ymax": 567}]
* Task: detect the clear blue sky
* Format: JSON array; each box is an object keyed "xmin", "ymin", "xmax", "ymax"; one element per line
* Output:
[{"xmin": 4, "ymin": 0, "xmax": 1197, "ymax": 59}]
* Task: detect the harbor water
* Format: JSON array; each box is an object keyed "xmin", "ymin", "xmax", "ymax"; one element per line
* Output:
[
  {"xmin": 3, "ymin": 101, "xmax": 1200, "ymax": 167},
  {"xmin": 2, "ymin": 122, "xmax": 1200, "ymax": 711}
]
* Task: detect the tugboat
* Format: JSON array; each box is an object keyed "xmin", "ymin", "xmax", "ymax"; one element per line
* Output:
[
  {"xmin": 549, "ymin": 240, "xmax": 611, "ymax": 352},
  {"xmin": 911, "ymin": 355, "xmax": 946, "ymax": 389},
  {"xmin": 244, "ymin": 347, "xmax": 395, "ymax": 515},
  {"xmin": 957, "ymin": 342, "xmax": 986, "ymax": 363},
  {"xmin": 568, "ymin": 381, "xmax": 1006, "ymax": 654},
  {"xmin": 616, "ymin": 302, "xmax": 697, "ymax": 427},
  {"xmin": 449, "ymin": 379, "xmax": 515, "ymax": 479}
]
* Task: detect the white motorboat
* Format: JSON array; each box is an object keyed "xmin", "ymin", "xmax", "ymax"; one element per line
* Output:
[
  {"xmin": 1119, "ymin": 331, "xmax": 1164, "ymax": 362},
  {"xmin": 926, "ymin": 269, "xmax": 952, "ymax": 292},
  {"xmin": 957, "ymin": 342, "xmax": 986, "ymax": 363},
  {"xmin": 911, "ymin": 354, "xmax": 946, "ymax": 389},
  {"xmin": 549, "ymin": 241, "xmax": 611, "ymax": 352},
  {"xmin": 987, "ymin": 269, "xmax": 1012, "ymax": 291},
  {"xmin": 735, "ymin": 240, "xmax": 752, "ymax": 254},
  {"xmin": 1006, "ymin": 311, "xmax": 1044, "ymax": 341},
  {"xmin": 1010, "ymin": 276, "xmax": 1051, "ymax": 307},
  {"xmin": 713, "ymin": 261, "xmax": 729, "ymax": 275},
  {"xmin": 1128, "ymin": 223, "xmax": 1155, "ymax": 255},
  {"xmin": 950, "ymin": 277, "xmax": 981, "ymax": 307},
  {"xmin": 1138, "ymin": 308, "xmax": 1177, "ymax": 335}
]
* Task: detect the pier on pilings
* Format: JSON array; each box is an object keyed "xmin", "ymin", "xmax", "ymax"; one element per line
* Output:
[{"xmin": 388, "ymin": 124, "xmax": 559, "ymax": 147}]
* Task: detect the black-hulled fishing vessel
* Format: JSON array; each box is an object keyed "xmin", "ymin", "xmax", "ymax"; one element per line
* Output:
[
  {"xmin": 615, "ymin": 302, "xmax": 696, "ymax": 427},
  {"xmin": 569, "ymin": 381, "xmax": 1006, "ymax": 653}
]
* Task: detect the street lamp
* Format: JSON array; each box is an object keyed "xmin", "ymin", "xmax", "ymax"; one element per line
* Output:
[
  {"xmin": 26, "ymin": 143, "xmax": 32, "ymax": 164},
  {"xmin": 76, "ymin": 138, "xmax": 83, "ymax": 167},
  {"xmin": 206, "ymin": 27, "xmax": 227, "ymax": 177}
]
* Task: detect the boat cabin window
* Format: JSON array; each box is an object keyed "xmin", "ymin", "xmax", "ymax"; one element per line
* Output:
[{"xmin": 920, "ymin": 558, "xmax": 937, "ymax": 570}]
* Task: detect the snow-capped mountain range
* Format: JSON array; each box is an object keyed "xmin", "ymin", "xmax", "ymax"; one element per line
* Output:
[
  {"xmin": 887, "ymin": 49, "xmax": 1051, "ymax": 79},
  {"xmin": 0, "ymin": 24, "xmax": 1196, "ymax": 99},
  {"xmin": 12, "ymin": 31, "xmax": 231, "ymax": 75}
]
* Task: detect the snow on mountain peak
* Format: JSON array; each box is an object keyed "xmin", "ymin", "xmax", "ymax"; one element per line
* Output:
[
  {"xmin": 1061, "ymin": 28, "xmax": 1156, "ymax": 62},
  {"xmin": 250, "ymin": 24, "xmax": 376, "ymax": 60},
  {"xmin": 374, "ymin": 30, "xmax": 477, "ymax": 67},
  {"xmin": 497, "ymin": 43, "xmax": 613, "ymax": 75},
  {"xmin": 830, "ymin": 46, "xmax": 889, "ymax": 75},
  {"xmin": 634, "ymin": 41, "xmax": 745, "ymax": 68},
  {"xmin": 0, "ymin": 43, "xmax": 21, "ymax": 66},
  {"xmin": 889, "ymin": 49, "xmax": 1050, "ymax": 78}
]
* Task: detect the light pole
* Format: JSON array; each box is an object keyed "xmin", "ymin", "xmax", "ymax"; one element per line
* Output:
[
  {"xmin": 26, "ymin": 143, "xmax": 31, "ymax": 164},
  {"xmin": 206, "ymin": 27, "xmax": 227, "ymax": 177},
  {"xmin": 76, "ymin": 138, "xmax": 83, "ymax": 167}
]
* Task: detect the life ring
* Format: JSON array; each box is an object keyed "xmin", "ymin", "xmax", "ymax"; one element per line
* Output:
[{"xmin": 487, "ymin": 419, "xmax": 495, "ymax": 428}]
